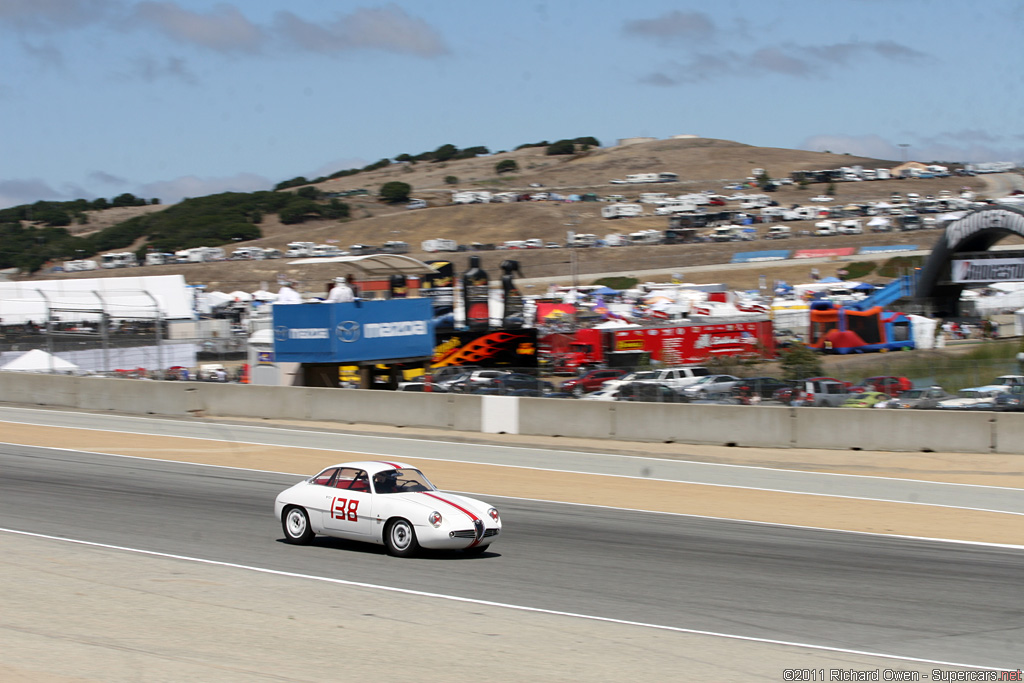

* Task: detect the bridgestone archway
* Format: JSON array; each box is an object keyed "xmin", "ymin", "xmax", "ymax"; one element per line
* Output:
[{"xmin": 915, "ymin": 205, "xmax": 1024, "ymax": 317}]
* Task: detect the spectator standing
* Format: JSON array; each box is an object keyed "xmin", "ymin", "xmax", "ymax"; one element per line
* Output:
[
  {"xmin": 326, "ymin": 276, "xmax": 355, "ymax": 303},
  {"xmin": 276, "ymin": 280, "xmax": 303, "ymax": 304}
]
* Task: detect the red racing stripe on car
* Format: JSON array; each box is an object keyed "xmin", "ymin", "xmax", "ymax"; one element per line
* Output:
[
  {"xmin": 421, "ymin": 492, "xmax": 479, "ymax": 521},
  {"xmin": 376, "ymin": 460, "xmax": 403, "ymax": 469},
  {"xmin": 421, "ymin": 492, "xmax": 483, "ymax": 547}
]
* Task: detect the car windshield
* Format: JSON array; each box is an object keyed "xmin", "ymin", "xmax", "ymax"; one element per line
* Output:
[
  {"xmin": 631, "ymin": 371, "xmax": 658, "ymax": 381},
  {"xmin": 372, "ymin": 468, "xmax": 436, "ymax": 494},
  {"xmin": 900, "ymin": 390, "xmax": 924, "ymax": 399},
  {"xmin": 958, "ymin": 390, "xmax": 980, "ymax": 398}
]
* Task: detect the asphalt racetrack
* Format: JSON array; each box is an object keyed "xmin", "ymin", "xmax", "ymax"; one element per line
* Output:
[{"xmin": 2, "ymin": 437, "xmax": 1021, "ymax": 678}]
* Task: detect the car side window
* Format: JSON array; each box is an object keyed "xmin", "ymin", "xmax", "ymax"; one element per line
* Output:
[
  {"xmin": 335, "ymin": 467, "xmax": 369, "ymax": 492},
  {"xmin": 311, "ymin": 468, "xmax": 339, "ymax": 487}
]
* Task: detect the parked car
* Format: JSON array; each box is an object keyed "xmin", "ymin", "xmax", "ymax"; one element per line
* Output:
[
  {"xmin": 995, "ymin": 385, "xmax": 1024, "ymax": 411},
  {"xmin": 841, "ymin": 391, "xmax": 890, "ymax": 408},
  {"xmin": 887, "ymin": 386, "xmax": 952, "ymax": 409},
  {"xmin": 935, "ymin": 388, "xmax": 1003, "ymax": 411},
  {"xmin": 776, "ymin": 378, "xmax": 852, "ymax": 407},
  {"xmin": 731, "ymin": 377, "xmax": 791, "ymax": 399},
  {"xmin": 627, "ymin": 366, "xmax": 712, "ymax": 392},
  {"xmin": 852, "ymin": 376, "xmax": 913, "ymax": 396},
  {"xmin": 396, "ymin": 382, "xmax": 450, "ymax": 393},
  {"xmin": 443, "ymin": 369, "xmax": 510, "ymax": 393},
  {"xmin": 560, "ymin": 368, "xmax": 629, "ymax": 397},
  {"xmin": 616, "ymin": 382, "xmax": 687, "ymax": 403},
  {"xmin": 474, "ymin": 373, "xmax": 554, "ymax": 396},
  {"xmin": 682, "ymin": 374, "xmax": 742, "ymax": 399},
  {"xmin": 689, "ymin": 391, "xmax": 744, "ymax": 405}
]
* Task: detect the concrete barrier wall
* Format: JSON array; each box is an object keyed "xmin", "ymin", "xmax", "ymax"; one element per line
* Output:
[
  {"xmin": 793, "ymin": 407, "xmax": 994, "ymax": 453},
  {"xmin": 4, "ymin": 372, "xmax": 1024, "ymax": 455}
]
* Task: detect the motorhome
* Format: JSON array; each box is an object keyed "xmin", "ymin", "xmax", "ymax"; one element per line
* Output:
[
  {"xmin": 145, "ymin": 252, "xmax": 175, "ymax": 266},
  {"xmin": 625, "ymin": 173, "xmax": 659, "ymax": 184},
  {"xmin": 503, "ymin": 240, "xmax": 528, "ymax": 249},
  {"xmin": 711, "ymin": 225, "xmax": 744, "ymax": 242},
  {"xmin": 875, "ymin": 168, "xmax": 892, "ymax": 180},
  {"xmin": 230, "ymin": 247, "xmax": 265, "ymax": 261},
  {"xmin": 655, "ymin": 200, "xmax": 698, "ymax": 215},
  {"xmin": 838, "ymin": 220, "xmax": 863, "ymax": 235},
  {"xmin": 263, "ymin": 248, "xmax": 283, "ymax": 259},
  {"xmin": 178, "ymin": 247, "xmax": 224, "ymax": 262},
  {"xmin": 604, "ymin": 233, "xmax": 628, "ymax": 247},
  {"xmin": 627, "ymin": 230, "xmax": 663, "ymax": 245},
  {"xmin": 522, "ymin": 238, "xmax": 544, "ymax": 249},
  {"xmin": 311, "ymin": 245, "xmax": 345, "ymax": 257},
  {"xmin": 814, "ymin": 220, "xmax": 838, "ymax": 236},
  {"xmin": 601, "ymin": 203, "xmax": 643, "ymax": 219},
  {"xmin": 421, "ymin": 239, "xmax": 458, "ymax": 252},
  {"xmin": 765, "ymin": 225, "xmax": 791, "ymax": 239},
  {"xmin": 63, "ymin": 259, "xmax": 99, "ymax": 271},
  {"xmin": 638, "ymin": 192, "xmax": 668, "ymax": 204},
  {"xmin": 381, "ymin": 240, "xmax": 409, "ymax": 254},
  {"xmin": 567, "ymin": 233, "xmax": 598, "ymax": 247},
  {"xmin": 285, "ymin": 241, "xmax": 316, "ymax": 257},
  {"xmin": 406, "ymin": 199, "xmax": 427, "ymax": 210},
  {"xmin": 100, "ymin": 252, "xmax": 138, "ymax": 268}
]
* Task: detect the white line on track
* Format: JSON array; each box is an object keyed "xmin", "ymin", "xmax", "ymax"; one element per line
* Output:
[
  {"xmin": 1, "ymin": 406, "xmax": 1021, "ymax": 493},
  {"xmin": 7, "ymin": 441, "xmax": 1024, "ymax": 552},
  {"xmin": 2, "ymin": 423, "xmax": 1023, "ymax": 517},
  {"xmin": 0, "ymin": 527, "xmax": 1010, "ymax": 673}
]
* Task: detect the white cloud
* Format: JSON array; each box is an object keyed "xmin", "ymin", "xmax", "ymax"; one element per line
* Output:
[
  {"xmin": 622, "ymin": 11, "xmax": 715, "ymax": 44},
  {"xmin": 126, "ymin": 2, "xmax": 265, "ymax": 54},
  {"xmin": 0, "ymin": 0, "xmax": 117, "ymax": 32},
  {"xmin": 639, "ymin": 41, "xmax": 929, "ymax": 85},
  {"xmin": 0, "ymin": 178, "xmax": 67, "ymax": 208},
  {"xmin": 135, "ymin": 172, "xmax": 271, "ymax": 204},
  {"xmin": 799, "ymin": 132, "xmax": 1024, "ymax": 165},
  {"xmin": 273, "ymin": 4, "xmax": 449, "ymax": 58}
]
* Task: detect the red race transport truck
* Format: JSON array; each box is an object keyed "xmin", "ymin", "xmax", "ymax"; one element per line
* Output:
[{"xmin": 546, "ymin": 320, "xmax": 776, "ymax": 371}]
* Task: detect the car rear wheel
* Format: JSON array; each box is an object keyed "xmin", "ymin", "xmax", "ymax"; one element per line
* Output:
[
  {"xmin": 282, "ymin": 506, "xmax": 314, "ymax": 545},
  {"xmin": 385, "ymin": 518, "xmax": 420, "ymax": 558}
]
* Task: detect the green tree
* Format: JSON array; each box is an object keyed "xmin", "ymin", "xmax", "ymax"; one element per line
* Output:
[
  {"xmin": 274, "ymin": 177, "xmax": 309, "ymax": 191},
  {"xmin": 395, "ymin": 153, "xmax": 415, "ymax": 163},
  {"xmin": 150, "ymin": 198, "xmax": 161, "ymax": 205},
  {"xmin": 546, "ymin": 140, "xmax": 576, "ymax": 156},
  {"xmin": 296, "ymin": 186, "xmax": 322, "ymax": 200},
  {"xmin": 444, "ymin": 175, "xmax": 459, "ymax": 185},
  {"xmin": 112, "ymin": 192, "xmax": 144, "ymax": 207},
  {"xmin": 431, "ymin": 144, "xmax": 458, "ymax": 163},
  {"xmin": 779, "ymin": 344, "xmax": 823, "ymax": 380},
  {"xmin": 379, "ymin": 181, "xmax": 412, "ymax": 203},
  {"xmin": 91, "ymin": 197, "xmax": 110, "ymax": 210},
  {"xmin": 495, "ymin": 159, "xmax": 519, "ymax": 174}
]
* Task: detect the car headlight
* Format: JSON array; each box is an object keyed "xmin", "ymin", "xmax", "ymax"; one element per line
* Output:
[
  {"xmin": 428, "ymin": 511, "xmax": 442, "ymax": 528},
  {"xmin": 488, "ymin": 507, "xmax": 500, "ymax": 522}
]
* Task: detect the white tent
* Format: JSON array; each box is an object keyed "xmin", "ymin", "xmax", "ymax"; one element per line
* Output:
[
  {"xmin": 228, "ymin": 290, "xmax": 253, "ymax": 301},
  {"xmin": 0, "ymin": 349, "xmax": 79, "ymax": 373}
]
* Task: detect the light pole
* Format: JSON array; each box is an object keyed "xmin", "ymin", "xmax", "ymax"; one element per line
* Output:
[{"xmin": 899, "ymin": 143, "xmax": 910, "ymax": 163}]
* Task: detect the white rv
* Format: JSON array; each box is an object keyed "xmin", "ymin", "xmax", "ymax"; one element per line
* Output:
[
  {"xmin": 145, "ymin": 252, "xmax": 175, "ymax": 266},
  {"xmin": 285, "ymin": 241, "xmax": 316, "ymax": 257},
  {"xmin": 601, "ymin": 203, "xmax": 643, "ymax": 219},
  {"xmin": 63, "ymin": 259, "xmax": 99, "ymax": 271},
  {"xmin": 604, "ymin": 233, "xmax": 628, "ymax": 246},
  {"xmin": 638, "ymin": 192, "xmax": 668, "ymax": 204},
  {"xmin": 765, "ymin": 225, "xmax": 791, "ymax": 239},
  {"xmin": 230, "ymin": 247, "xmax": 266, "ymax": 260},
  {"xmin": 625, "ymin": 173, "xmax": 659, "ymax": 184},
  {"xmin": 421, "ymin": 239, "xmax": 458, "ymax": 252},
  {"xmin": 567, "ymin": 233, "xmax": 598, "ymax": 247},
  {"xmin": 711, "ymin": 225, "xmax": 744, "ymax": 242},
  {"xmin": 311, "ymin": 245, "xmax": 345, "ymax": 257},
  {"xmin": 814, "ymin": 220, "xmax": 838, "ymax": 236},
  {"xmin": 627, "ymin": 230, "xmax": 663, "ymax": 245},
  {"xmin": 381, "ymin": 241, "xmax": 409, "ymax": 254},
  {"xmin": 838, "ymin": 220, "xmax": 863, "ymax": 235},
  {"xmin": 100, "ymin": 252, "xmax": 138, "ymax": 268}
]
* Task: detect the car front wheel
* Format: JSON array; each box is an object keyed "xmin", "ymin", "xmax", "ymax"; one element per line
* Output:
[
  {"xmin": 572, "ymin": 386, "xmax": 584, "ymax": 397},
  {"xmin": 282, "ymin": 506, "xmax": 315, "ymax": 545},
  {"xmin": 385, "ymin": 518, "xmax": 420, "ymax": 558}
]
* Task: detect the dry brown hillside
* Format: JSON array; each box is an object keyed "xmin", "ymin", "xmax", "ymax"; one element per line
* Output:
[{"xmin": 24, "ymin": 136, "xmax": 1007, "ymax": 291}]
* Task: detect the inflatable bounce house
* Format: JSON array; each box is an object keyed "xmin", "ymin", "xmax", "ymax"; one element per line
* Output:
[{"xmin": 807, "ymin": 302, "xmax": 915, "ymax": 353}]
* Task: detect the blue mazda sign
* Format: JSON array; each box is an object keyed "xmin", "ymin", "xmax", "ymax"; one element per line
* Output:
[{"xmin": 272, "ymin": 299, "xmax": 434, "ymax": 363}]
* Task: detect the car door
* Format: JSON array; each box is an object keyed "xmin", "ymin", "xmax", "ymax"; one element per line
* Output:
[{"xmin": 322, "ymin": 467, "xmax": 373, "ymax": 537}]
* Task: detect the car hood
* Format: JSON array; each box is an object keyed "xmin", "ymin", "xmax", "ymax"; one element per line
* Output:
[{"xmin": 391, "ymin": 490, "xmax": 495, "ymax": 523}]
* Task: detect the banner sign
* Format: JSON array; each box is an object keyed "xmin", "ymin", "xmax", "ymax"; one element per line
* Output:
[
  {"xmin": 793, "ymin": 248, "xmax": 856, "ymax": 259},
  {"xmin": 731, "ymin": 250, "xmax": 790, "ymax": 263},
  {"xmin": 273, "ymin": 299, "xmax": 433, "ymax": 363},
  {"xmin": 610, "ymin": 321, "xmax": 774, "ymax": 365},
  {"xmin": 858, "ymin": 245, "xmax": 919, "ymax": 254},
  {"xmin": 433, "ymin": 329, "xmax": 538, "ymax": 368},
  {"xmin": 952, "ymin": 257, "xmax": 1024, "ymax": 283}
]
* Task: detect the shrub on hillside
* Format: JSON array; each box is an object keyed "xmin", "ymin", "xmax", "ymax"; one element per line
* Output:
[
  {"xmin": 379, "ymin": 181, "xmax": 412, "ymax": 203},
  {"xmin": 495, "ymin": 159, "xmax": 519, "ymax": 174}
]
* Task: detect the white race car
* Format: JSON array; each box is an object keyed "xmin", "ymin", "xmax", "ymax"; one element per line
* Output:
[{"xmin": 274, "ymin": 460, "xmax": 501, "ymax": 557}]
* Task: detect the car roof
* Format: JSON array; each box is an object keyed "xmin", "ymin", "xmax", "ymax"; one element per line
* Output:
[{"xmin": 318, "ymin": 460, "xmax": 415, "ymax": 475}]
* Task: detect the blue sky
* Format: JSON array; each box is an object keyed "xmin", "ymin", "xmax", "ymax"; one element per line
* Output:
[{"xmin": 2, "ymin": 0, "xmax": 1021, "ymax": 208}]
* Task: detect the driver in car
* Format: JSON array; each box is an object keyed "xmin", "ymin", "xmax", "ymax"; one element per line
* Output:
[{"xmin": 374, "ymin": 470, "xmax": 401, "ymax": 494}]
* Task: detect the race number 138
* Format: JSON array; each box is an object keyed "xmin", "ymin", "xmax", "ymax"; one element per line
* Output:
[{"xmin": 331, "ymin": 497, "xmax": 359, "ymax": 522}]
